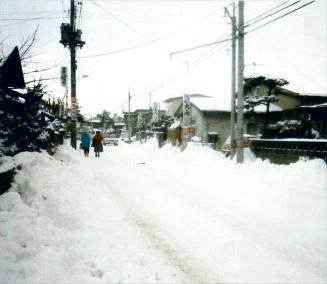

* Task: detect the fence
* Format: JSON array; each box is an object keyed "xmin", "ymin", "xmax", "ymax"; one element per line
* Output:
[{"xmin": 250, "ymin": 139, "xmax": 327, "ymax": 164}]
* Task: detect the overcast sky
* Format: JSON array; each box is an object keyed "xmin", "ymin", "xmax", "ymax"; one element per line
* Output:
[{"xmin": 1, "ymin": 0, "xmax": 326, "ymax": 116}]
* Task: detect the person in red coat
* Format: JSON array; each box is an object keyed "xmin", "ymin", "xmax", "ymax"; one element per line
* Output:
[{"xmin": 92, "ymin": 131, "xmax": 103, "ymax": 157}]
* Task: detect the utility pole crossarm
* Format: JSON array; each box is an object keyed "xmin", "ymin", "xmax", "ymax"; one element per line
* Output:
[{"xmin": 224, "ymin": 6, "xmax": 238, "ymax": 30}]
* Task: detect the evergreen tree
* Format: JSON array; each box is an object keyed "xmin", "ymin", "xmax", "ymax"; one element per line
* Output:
[
  {"xmin": 244, "ymin": 76, "xmax": 289, "ymax": 128},
  {"xmin": 0, "ymin": 83, "xmax": 64, "ymax": 156}
]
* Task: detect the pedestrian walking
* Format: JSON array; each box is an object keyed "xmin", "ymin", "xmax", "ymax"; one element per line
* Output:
[
  {"xmin": 80, "ymin": 131, "xmax": 91, "ymax": 157},
  {"xmin": 92, "ymin": 130, "xmax": 104, "ymax": 158}
]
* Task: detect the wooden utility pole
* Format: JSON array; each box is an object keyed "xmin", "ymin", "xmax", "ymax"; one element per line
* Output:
[
  {"xmin": 60, "ymin": 0, "xmax": 85, "ymax": 149},
  {"xmin": 128, "ymin": 90, "xmax": 131, "ymax": 143},
  {"xmin": 236, "ymin": 0, "xmax": 245, "ymax": 163},
  {"xmin": 225, "ymin": 3, "xmax": 237, "ymax": 158},
  {"xmin": 70, "ymin": 0, "xmax": 77, "ymax": 149}
]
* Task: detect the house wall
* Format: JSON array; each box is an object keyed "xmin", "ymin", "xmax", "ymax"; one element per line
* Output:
[
  {"xmin": 275, "ymin": 94, "xmax": 300, "ymax": 109},
  {"xmin": 251, "ymin": 86, "xmax": 300, "ymax": 110},
  {"xmin": 165, "ymin": 98, "xmax": 183, "ymax": 117},
  {"xmin": 203, "ymin": 112, "xmax": 231, "ymax": 148},
  {"xmin": 191, "ymin": 106, "xmax": 206, "ymax": 141},
  {"xmin": 175, "ymin": 104, "xmax": 231, "ymax": 149}
]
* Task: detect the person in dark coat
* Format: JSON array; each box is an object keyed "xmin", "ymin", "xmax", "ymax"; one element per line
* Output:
[
  {"xmin": 92, "ymin": 131, "xmax": 103, "ymax": 157},
  {"xmin": 80, "ymin": 131, "xmax": 91, "ymax": 157}
]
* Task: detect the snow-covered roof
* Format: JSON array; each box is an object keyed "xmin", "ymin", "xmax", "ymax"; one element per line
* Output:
[
  {"xmin": 300, "ymin": 102, "xmax": 327, "ymax": 108},
  {"xmin": 253, "ymin": 138, "xmax": 327, "ymax": 142},
  {"xmin": 252, "ymin": 103, "xmax": 283, "ymax": 113},
  {"xmin": 300, "ymin": 93, "xmax": 327, "ymax": 97},
  {"xmin": 163, "ymin": 94, "xmax": 210, "ymax": 103},
  {"xmin": 169, "ymin": 120, "xmax": 181, "ymax": 129},
  {"xmin": 190, "ymin": 96, "xmax": 231, "ymax": 112},
  {"xmin": 191, "ymin": 136, "xmax": 201, "ymax": 142}
]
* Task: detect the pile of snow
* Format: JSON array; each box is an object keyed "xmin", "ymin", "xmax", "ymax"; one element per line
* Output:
[
  {"xmin": 0, "ymin": 140, "xmax": 326, "ymax": 283},
  {"xmin": 168, "ymin": 120, "xmax": 181, "ymax": 129},
  {"xmin": 190, "ymin": 136, "xmax": 201, "ymax": 142}
]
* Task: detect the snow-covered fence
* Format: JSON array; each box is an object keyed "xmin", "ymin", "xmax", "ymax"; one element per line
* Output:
[{"xmin": 250, "ymin": 138, "xmax": 327, "ymax": 164}]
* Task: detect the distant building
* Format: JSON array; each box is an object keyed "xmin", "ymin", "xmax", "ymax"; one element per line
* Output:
[
  {"xmin": 165, "ymin": 94, "xmax": 231, "ymax": 149},
  {"xmin": 113, "ymin": 122, "xmax": 125, "ymax": 137},
  {"xmin": 164, "ymin": 89, "xmax": 327, "ymax": 149},
  {"xmin": 90, "ymin": 119, "xmax": 102, "ymax": 131},
  {"xmin": 244, "ymin": 86, "xmax": 327, "ymax": 138}
]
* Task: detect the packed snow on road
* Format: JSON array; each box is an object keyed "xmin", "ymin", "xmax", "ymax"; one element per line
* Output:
[{"xmin": 0, "ymin": 139, "xmax": 326, "ymax": 283}]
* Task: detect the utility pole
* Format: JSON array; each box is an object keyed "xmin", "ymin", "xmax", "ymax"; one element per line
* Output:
[
  {"xmin": 60, "ymin": 66, "xmax": 68, "ymax": 118},
  {"xmin": 70, "ymin": 0, "xmax": 77, "ymax": 149},
  {"xmin": 60, "ymin": 0, "xmax": 85, "ymax": 149},
  {"xmin": 128, "ymin": 91, "xmax": 132, "ymax": 143},
  {"xmin": 149, "ymin": 92, "xmax": 152, "ymax": 110},
  {"xmin": 236, "ymin": 0, "xmax": 245, "ymax": 163},
  {"xmin": 225, "ymin": 2, "xmax": 237, "ymax": 158}
]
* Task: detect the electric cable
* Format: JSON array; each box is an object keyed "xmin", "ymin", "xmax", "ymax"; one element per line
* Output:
[
  {"xmin": 245, "ymin": 0, "xmax": 291, "ymax": 26},
  {"xmin": 245, "ymin": 1, "xmax": 315, "ymax": 34},
  {"xmin": 88, "ymin": 0, "xmax": 137, "ymax": 33},
  {"xmin": 245, "ymin": 1, "xmax": 301, "ymax": 28},
  {"xmin": 0, "ymin": 16, "xmax": 61, "ymax": 21},
  {"xmin": 0, "ymin": 10, "xmax": 61, "ymax": 16}
]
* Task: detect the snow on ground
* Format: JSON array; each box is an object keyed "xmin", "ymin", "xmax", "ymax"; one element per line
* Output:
[{"xmin": 0, "ymin": 139, "xmax": 326, "ymax": 283}]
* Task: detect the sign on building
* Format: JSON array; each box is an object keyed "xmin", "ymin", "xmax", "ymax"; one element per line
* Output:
[
  {"xmin": 183, "ymin": 95, "xmax": 192, "ymax": 127},
  {"xmin": 60, "ymin": 66, "xmax": 67, "ymax": 87},
  {"xmin": 152, "ymin": 102, "xmax": 159, "ymax": 122}
]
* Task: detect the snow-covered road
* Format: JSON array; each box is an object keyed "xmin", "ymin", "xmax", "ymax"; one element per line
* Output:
[{"xmin": 1, "ymin": 140, "xmax": 326, "ymax": 283}]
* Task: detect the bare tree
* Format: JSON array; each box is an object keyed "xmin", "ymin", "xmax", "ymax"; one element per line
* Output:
[{"xmin": 18, "ymin": 25, "xmax": 39, "ymax": 62}]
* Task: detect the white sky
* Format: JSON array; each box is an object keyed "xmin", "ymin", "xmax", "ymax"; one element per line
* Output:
[{"xmin": 1, "ymin": 0, "xmax": 326, "ymax": 116}]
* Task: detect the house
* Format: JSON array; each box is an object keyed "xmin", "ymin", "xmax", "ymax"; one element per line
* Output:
[
  {"xmin": 165, "ymin": 88, "xmax": 327, "ymax": 150},
  {"xmin": 165, "ymin": 94, "xmax": 231, "ymax": 149},
  {"xmin": 123, "ymin": 111, "xmax": 138, "ymax": 136},
  {"xmin": 134, "ymin": 109, "xmax": 152, "ymax": 130},
  {"xmin": 164, "ymin": 94, "xmax": 210, "ymax": 117},
  {"xmin": 90, "ymin": 118, "xmax": 102, "ymax": 131},
  {"xmin": 245, "ymin": 86, "xmax": 327, "ymax": 138},
  {"xmin": 112, "ymin": 122, "xmax": 125, "ymax": 137}
]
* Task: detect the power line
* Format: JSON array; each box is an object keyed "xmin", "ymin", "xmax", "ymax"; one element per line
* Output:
[
  {"xmin": 23, "ymin": 63, "xmax": 61, "ymax": 75},
  {"xmin": 149, "ymin": 43, "xmax": 230, "ymax": 97},
  {"xmin": 245, "ymin": 0, "xmax": 290, "ymax": 25},
  {"xmin": 0, "ymin": 16, "xmax": 61, "ymax": 21},
  {"xmin": 87, "ymin": 0, "xmax": 137, "ymax": 33},
  {"xmin": 80, "ymin": 1, "xmax": 223, "ymax": 59},
  {"xmin": 246, "ymin": 0, "xmax": 315, "ymax": 34},
  {"xmin": 245, "ymin": 0, "xmax": 301, "ymax": 28},
  {"xmin": 169, "ymin": 37, "xmax": 232, "ymax": 58},
  {"xmin": 80, "ymin": 23, "xmax": 221, "ymax": 59},
  {"xmin": 0, "ymin": 10, "xmax": 61, "ymax": 16}
]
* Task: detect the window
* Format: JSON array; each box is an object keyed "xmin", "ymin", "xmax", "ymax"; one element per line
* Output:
[
  {"xmin": 247, "ymin": 123, "xmax": 257, "ymax": 135},
  {"xmin": 208, "ymin": 133, "xmax": 218, "ymax": 143}
]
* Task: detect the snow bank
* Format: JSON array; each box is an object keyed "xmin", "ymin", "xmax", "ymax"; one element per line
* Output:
[
  {"xmin": 107, "ymin": 139, "xmax": 327, "ymax": 282},
  {"xmin": 0, "ymin": 139, "xmax": 326, "ymax": 283}
]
